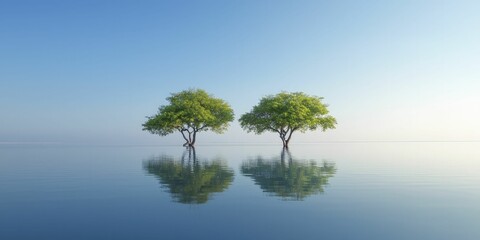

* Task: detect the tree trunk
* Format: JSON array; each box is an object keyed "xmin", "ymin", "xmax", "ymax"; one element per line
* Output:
[
  {"xmin": 280, "ymin": 136, "xmax": 288, "ymax": 148},
  {"xmin": 280, "ymin": 132, "xmax": 293, "ymax": 148},
  {"xmin": 180, "ymin": 130, "xmax": 190, "ymax": 147},
  {"xmin": 191, "ymin": 131, "xmax": 197, "ymax": 147},
  {"xmin": 179, "ymin": 129, "xmax": 196, "ymax": 147},
  {"xmin": 284, "ymin": 129, "xmax": 294, "ymax": 148},
  {"xmin": 279, "ymin": 129, "xmax": 288, "ymax": 148}
]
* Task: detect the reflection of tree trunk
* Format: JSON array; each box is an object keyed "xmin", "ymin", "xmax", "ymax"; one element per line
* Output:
[
  {"xmin": 182, "ymin": 147, "xmax": 197, "ymax": 172},
  {"xmin": 191, "ymin": 147, "xmax": 196, "ymax": 163},
  {"xmin": 181, "ymin": 150, "xmax": 187, "ymax": 164},
  {"xmin": 181, "ymin": 147, "xmax": 197, "ymax": 161},
  {"xmin": 280, "ymin": 148, "xmax": 293, "ymax": 167},
  {"xmin": 185, "ymin": 147, "xmax": 196, "ymax": 162}
]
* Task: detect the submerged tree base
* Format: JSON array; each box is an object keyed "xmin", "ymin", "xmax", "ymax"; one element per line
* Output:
[{"xmin": 183, "ymin": 142, "xmax": 195, "ymax": 148}]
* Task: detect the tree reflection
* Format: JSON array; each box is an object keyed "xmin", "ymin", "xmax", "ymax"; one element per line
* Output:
[
  {"xmin": 241, "ymin": 149, "xmax": 336, "ymax": 201},
  {"xmin": 143, "ymin": 148, "xmax": 234, "ymax": 204}
]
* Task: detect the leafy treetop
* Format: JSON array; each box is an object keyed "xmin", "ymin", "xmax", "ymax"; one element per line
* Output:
[
  {"xmin": 142, "ymin": 89, "xmax": 234, "ymax": 146},
  {"xmin": 239, "ymin": 92, "xmax": 336, "ymax": 147}
]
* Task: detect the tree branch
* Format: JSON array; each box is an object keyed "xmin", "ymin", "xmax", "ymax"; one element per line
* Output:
[
  {"xmin": 267, "ymin": 126, "xmax": 281, "ymax": 134},
  {"xmin": 198, "ymin": 124, "xmax": 208, "ymax": 131},
  {"xmin": 286, "ymin": 128, "xmax": 294, "ymax": 143},
  {"xmin": 179, "ymin": 129, "xmax": 189, "ymax": 145}
]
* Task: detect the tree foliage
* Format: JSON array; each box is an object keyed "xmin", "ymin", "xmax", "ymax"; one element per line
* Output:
[
  {"xmin": 239, "ymin": 92, "xmax": 336, "ymax": 148},
  {"xmin": 142, "ymin": 89, "xmax": 234, "ymax": 147}
]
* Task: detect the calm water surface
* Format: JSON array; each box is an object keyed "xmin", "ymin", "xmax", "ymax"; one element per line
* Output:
[{"xmin": 1, "ymin": 143, "xmax": 479, "ymax": 239}]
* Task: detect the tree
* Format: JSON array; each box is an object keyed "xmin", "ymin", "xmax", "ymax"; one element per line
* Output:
[
  {"xmin": 143, "ymin": 148, "xmax": 234, "ymax": 204},
  {"xmin": 142, "ymin": 89, "xmax": 234, "ymax": 147},
  {"xmin": 241, "ymin": 149, "xmax": 336, "ymax": 200},
  {"xmin": 239, "ymin": 92, "xmax": 337, "ymax": 148}
]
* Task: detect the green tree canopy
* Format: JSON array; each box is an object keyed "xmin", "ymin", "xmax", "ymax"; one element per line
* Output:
[
  {"xmin": 142, "ymin": 89, "xmax": 234, "ymax": 147},
  {"xmin": 143, "ymin": 149, "xmax": 234, "ymax": 204},
  {"xmin": 241, "ymin": 149, "xmax": 336, "ymax": 201},
  {"xmin": 239, "ymin": 92, "xmax": 336, "ymax": 148}
]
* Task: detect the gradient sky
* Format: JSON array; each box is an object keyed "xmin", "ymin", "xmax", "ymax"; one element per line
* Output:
[{"xmin": 1, "ymin": 0, "xmax": 479, "ymax": 145}]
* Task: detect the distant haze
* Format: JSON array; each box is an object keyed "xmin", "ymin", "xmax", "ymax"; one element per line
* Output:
[{"xmin": 1, "ymin": 1, "xmax": 479, "ymax": 145}]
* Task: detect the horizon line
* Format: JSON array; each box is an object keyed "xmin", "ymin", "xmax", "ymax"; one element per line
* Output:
[{"xmin": 1, "ymin": 140, "xmax": 479, "ymax": 146}]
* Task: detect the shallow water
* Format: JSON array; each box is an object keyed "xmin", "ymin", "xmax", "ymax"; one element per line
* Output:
[{"xmin": 1, "ymin": 143, "xmax": 479, "ymax": 239}]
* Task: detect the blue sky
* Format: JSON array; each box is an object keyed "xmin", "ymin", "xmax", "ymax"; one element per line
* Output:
[{"xmin": 1, "ymin": 0, "xmax": 479, "ymax": 145}]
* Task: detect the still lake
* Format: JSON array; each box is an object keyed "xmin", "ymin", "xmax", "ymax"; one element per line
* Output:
[{"xmin": 1, "ymin": 143, "xmax": 479, "ymax": 239}]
